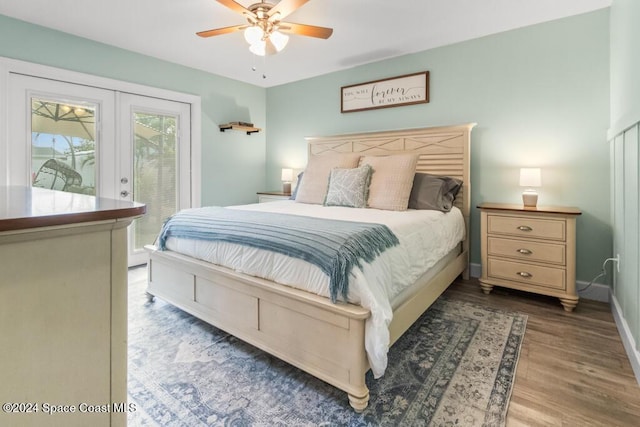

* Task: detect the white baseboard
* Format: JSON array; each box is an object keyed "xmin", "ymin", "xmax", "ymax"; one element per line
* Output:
[
  {"xmin": 611, "ymin": 293, "xmax": 640, "ymax": 385},
  {"xmin": 468, "ymin": 263, "xmax": 609, "ymax": 302}
]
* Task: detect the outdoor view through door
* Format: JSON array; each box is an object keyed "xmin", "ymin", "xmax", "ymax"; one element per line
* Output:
[
  {"xmin": 10, "ymin": 72, "xmax": 194, "ymax": 267},
  {"xmin": 31, "ymin": 98, "xmax": 97, "ymax": 195},
  {"xmin": 132, "ymin": 112, "xmax": 177, "ymax": 256},
  {"xmin": 29, "ymin": 99, "xmax": 180, "ymax": 261}
]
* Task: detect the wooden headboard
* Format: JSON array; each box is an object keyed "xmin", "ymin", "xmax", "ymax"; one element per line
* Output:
[{"xmin": 305, "ymin": 123, "xmax": 476, "ymax": 262}]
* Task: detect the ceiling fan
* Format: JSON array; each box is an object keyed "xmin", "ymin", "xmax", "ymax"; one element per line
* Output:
[{"xmin": 197, "ymin": 0, "xmax": 333, "ymax": 56}]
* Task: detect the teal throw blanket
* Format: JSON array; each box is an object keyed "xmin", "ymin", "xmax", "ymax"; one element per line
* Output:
[{"xmin": 158, "ymin": 207, "xmax": 399, "ymax": 303}]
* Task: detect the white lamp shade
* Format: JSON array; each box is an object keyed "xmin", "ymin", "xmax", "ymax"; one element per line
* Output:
[
  {"xmin": 269, "ymin": 31, "xmax": 289, "ymax": 52},
  {"xmin": 249, "ymin": 39, "xmax": 266, "ymax": 56},
  {"xmin": 244, "ymin": 26, "xmax": 264, "ymax": 45},
  {"xmin": 249, "ymin": 31, "xmax": 289, "ymax": 56},
  {"xmin": 519, "ymin": 168, "xmax": 542, "ymax": 187},
  {"xmin": 281, "ymin": 168, "xmax": 293, "ymax": 182}
]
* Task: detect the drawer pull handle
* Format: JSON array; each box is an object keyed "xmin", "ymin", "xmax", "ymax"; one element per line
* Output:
[
  {"xmin": 517, "ymin": 248, "xmax": 532, "ymax": 255},
  {"xmin": 517, "ymin": 271, "xmax": 533, "ymax": 278},
  {"xmin": 517, "ymin": 225, "xmax": 533, "ymax": 232}
]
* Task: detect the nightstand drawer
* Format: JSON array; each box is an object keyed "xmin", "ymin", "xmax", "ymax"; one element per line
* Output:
[
  {"xmin": 488, "ymin": 237, "xmax": 565, "ymax": 265},
  {"xmin": 487, "ymin": 258, "xmax": 565, "ymax": 290},
  {"xmin": 488, "ymin": 215, "xmax": 565, "ymax": 240}
]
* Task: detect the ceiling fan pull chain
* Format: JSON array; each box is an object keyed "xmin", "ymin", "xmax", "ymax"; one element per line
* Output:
[{"xmin": 263, "ymin": 54, "xmax": 267, "ymax": 79}]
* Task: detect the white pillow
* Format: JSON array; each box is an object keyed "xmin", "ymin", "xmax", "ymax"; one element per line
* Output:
[
  {"xmin": 360, "ymin": 154, "xmax": 419, "ymax": 211},
  {"xmin": 295, "ymin": 154, "xmax": 361, "ymax": 204}
]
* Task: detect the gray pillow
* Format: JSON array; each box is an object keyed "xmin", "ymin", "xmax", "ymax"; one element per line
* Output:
[
  {"xmin": 408, "ymin": 173, "xmax": 462, "ymax": 212},
  {"xmin": 324, "ymin": 165, "xmax": 372, "ymax": 208}
]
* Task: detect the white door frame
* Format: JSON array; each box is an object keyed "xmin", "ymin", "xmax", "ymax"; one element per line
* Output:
[{"xmin": 0, "ymin": 56, "xmax": 201, "ymax": 207}]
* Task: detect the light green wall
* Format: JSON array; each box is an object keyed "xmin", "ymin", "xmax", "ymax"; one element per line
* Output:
[
  {"xmin": 610, "ymin": 0, "xmax": 640, "ymax": 371},
  {"xmin": 0, "ymin": 14, "xmax": 267, "ymax": 207},
  {"xmin": 610, "ymin": 0, "xmax": 640, "ymax": 134},
  {"xmin": 0, "ymin": 11, "xmax": 613, "ymax": 284},
  {"xmin": 266, "ymin": 10, "xmax": 610, "ymax": 283}
]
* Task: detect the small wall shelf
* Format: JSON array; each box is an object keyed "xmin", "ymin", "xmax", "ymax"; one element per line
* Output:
[{"xmin": 219, "ymin": 123, "xmax": 261, "ymax": 135}]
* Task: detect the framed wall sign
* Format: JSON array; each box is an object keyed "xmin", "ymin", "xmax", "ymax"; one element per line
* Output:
[{"xmin": 341, "ymin": 71, "xmax": 429, "ymax": 113}]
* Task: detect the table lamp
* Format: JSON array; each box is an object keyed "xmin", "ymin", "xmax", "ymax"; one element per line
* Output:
[
  {"xmin": 281, "ymin": 168, "xmax": 293, "ymax": 195},
  {"xmin": 520, "ymin": 168, "xmax": 541, "ymax": 207}
]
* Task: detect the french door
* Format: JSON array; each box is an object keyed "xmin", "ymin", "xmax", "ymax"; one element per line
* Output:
[
  {"xmin": 118, "ymin": 94, "xmax": 191, "ymax": 265},
  {"xmin": 8, "ymin": 74, "xmax": 193, "ymax": 266}
]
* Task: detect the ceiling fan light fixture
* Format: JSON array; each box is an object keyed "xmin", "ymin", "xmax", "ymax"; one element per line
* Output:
[
  {"xmin": 198, "ymin": 0, "xmax": 333, "ymax": 60},
  {"xmin": 244, "ymin": 25, "xmax": 264, "ymax": 45},
  {"xmin": 249, "ymin": 39, "xmax": 266, "ymax": 56},
  {"xmin": 269, "ymin": 30, "xmax": 289, "ymax": 52}
]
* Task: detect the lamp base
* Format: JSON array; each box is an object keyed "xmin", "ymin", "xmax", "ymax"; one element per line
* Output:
[
  {"xmin": 282, "ymin": 182, "xmax": 291, "ymax": 195},
  {"xmin": 522, "ymin": 190, "xmax": 538, "ymax": 207}
]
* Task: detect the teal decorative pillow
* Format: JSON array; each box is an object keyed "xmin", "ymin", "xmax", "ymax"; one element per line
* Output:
[{"xmin": 324, "ymin": 165, "xmax": 372, "ymax": 208}]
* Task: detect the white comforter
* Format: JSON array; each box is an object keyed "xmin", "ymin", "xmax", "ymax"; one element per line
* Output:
[{"xmin": 165, "ymin": 200, "xmax": 465, "ymax": 377}]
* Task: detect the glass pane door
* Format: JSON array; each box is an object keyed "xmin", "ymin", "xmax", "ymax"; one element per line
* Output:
[
  {"xmin": 9, "ymin": 74, "xmax": 193, "ymax": 267},
  {"xmin": 119, "ymin": 94, "xmax": 191, "ymax": 266},
  {"xmin": 31, "ymin": 98, "xmax": 97, "ymax": 195},
  {"xmin": 131, "ymin": 112, "xmax": 178, "ymax": 254},
  {"xmin": 7, "ymin": 73, "xmax": 116, "ymax": 196}
]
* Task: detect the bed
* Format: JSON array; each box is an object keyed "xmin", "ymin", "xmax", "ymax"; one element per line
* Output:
[{"xmin": 145, "ymin": 123, "xmax": 475, "ymax": 411}]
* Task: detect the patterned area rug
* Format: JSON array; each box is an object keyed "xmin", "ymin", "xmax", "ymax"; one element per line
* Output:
[{"xmin": 127, "ymin": 269, "xmax": 526, "ymax": 426}]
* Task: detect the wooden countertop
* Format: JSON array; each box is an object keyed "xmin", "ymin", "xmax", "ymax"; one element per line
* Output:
[{"xmin": 0, "ymin": 186, "xmax": 146, "ymax": 232}]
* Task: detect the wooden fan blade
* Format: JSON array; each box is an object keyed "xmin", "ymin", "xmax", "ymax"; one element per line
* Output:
[
  {"xmin": 196, "ymin": 24, "xmax": 247, "ymax": 38},
  {"xmin": 279, "ymin": 22, "xmax": 333, "ymax": 39},
  {"xmin": 268, "ymin": 0, "xmax": 309, "ymax": 20},
  {"xmin": 216, "ymin": 0, "xmax": 256, "ymax": 19}
]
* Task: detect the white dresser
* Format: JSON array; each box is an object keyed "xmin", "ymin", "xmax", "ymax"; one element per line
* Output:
[{"xmin": 0, "ymin": 187, "xmax": 145, "ymax": 427}]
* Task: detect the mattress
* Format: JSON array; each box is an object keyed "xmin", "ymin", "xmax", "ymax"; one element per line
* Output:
[{"xmin": 164, "ymin": 200, "xmax": 465, "ymax": 377}]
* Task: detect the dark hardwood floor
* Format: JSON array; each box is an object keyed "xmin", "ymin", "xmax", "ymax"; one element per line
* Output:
[{"xmin": 446, "ymin": 278, "xmax": 640, "ymax": 427}]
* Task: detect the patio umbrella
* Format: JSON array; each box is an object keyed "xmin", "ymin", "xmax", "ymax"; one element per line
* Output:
[
  {"xmin": 31, "ymin": 99, "xmax": 95, "ymax": 140},
  {"xmin": 31, "ymin": 100, "xmax": 173, "ymax": 142}
]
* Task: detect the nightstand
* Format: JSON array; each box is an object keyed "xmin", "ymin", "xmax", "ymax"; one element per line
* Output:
[
  {"xmin": 257, "ymin": 191, "xmax": 291, "ymax": 203},
  {"xmin": 478, "ymin": 203, "xmax": 582, "ymax": 311}
]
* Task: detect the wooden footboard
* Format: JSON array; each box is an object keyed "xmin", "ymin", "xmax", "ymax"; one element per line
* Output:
[
  {"xmin": 145, "ymin": 245, "xmax": 372, "ymax": 411},
  {"xmin": 145, "ymin": 244, "xmax": 467, "ymax": 411}
]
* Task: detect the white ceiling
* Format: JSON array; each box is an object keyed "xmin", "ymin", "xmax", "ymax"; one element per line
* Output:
[{"xmin": 0, "ymin": 0, "xmax": 611, "ymax": 88}]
